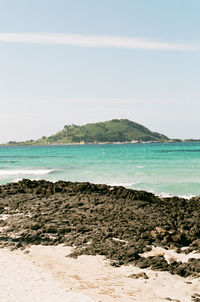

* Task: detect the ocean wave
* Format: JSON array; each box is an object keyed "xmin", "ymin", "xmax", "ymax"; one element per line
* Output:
[{"xmin": 0, "ymin": 169, "xmax": 54, "ymax": 176}]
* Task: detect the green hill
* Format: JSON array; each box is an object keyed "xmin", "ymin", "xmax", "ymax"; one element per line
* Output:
[{"xmin": 8, "ymin": 119, "xmax": 169, "ymax": 145}]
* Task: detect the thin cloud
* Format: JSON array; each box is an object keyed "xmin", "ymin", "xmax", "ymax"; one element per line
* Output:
[
  {"xmin": 0, "ymin": 32, "xmax": 199, "ymax": 51},
  {"xmin": 0, "ymin": 97, "xmax": 146, "ymax": 105}
]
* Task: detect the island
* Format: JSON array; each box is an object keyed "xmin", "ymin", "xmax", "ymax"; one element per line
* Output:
[{"xmin": 7, "ymin": 119, "xmax": 171, "ymax": 145}]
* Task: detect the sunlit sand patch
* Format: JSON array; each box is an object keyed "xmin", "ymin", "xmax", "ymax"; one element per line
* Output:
[
  {"xmin": 21, "ymin": 245, "xmax": 200, "ymax": 302},
  {"xmin": 0, "ymin": 247, "xmax": 95, "ymax": 302}
]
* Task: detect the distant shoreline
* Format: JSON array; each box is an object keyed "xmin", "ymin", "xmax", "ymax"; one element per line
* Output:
[{"xmin": 2, "ymin": 139, "xmax": 200, "ymax": 146}]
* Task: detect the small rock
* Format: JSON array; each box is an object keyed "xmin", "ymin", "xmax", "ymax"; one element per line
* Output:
[{"xmin": 128, "ymin": 272, "xmax": 149, "ymax": 279}]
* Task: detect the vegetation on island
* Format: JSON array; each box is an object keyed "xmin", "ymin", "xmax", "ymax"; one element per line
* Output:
[{"xmin": 7, "ymin": 119, "xmax": 169, "ymax": 145}]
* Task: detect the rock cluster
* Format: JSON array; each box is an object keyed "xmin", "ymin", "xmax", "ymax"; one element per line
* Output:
[{"xmin": 0, "ymin": 179, "xmax": 199, "ymax": 277}]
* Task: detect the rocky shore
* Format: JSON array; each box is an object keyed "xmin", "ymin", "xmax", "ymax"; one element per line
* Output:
[{"xmin": 0, "ymin": 179, "xmax": 199, "ymax": 279}]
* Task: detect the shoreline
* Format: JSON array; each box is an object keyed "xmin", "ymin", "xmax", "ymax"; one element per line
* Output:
[
  {"xmin": 0, "ymin": 177, "xmax": 199, "ymax": 199},
  {"xmin": 0, "ymin": 179, "xmax": 199, "ymax": 300},
  {"xmin": 0, "ymin": 141, "xmax": 167, "ymax": 146},
  {"xmin": 2, "ymin": 139, "xmax": 200, "ymax": 147}
]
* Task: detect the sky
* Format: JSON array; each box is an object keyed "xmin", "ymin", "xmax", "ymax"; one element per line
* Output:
[{"xmin": 0, "ymin": 0, "xmax": 200, "ymax": 142}]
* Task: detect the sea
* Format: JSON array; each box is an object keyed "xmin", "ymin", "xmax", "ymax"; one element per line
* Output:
[{"xmin": 0, "ymin": 142, "xmax": 200, "ymax": 198}]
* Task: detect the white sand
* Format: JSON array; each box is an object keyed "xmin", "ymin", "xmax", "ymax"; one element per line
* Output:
[
  {"xmin": 0, "ymin": 245, "xmax": 200, "ymax": 302},
  {"xmin": 0, "ymin": 248, "xmax": 95, "ymax": 302}
]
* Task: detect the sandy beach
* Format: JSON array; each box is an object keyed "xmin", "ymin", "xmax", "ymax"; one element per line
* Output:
[
  {"xmin": 0, "ymin": 179, "xmax": 200, "ymax": 301},
  {"xmin": 0, "ymin": 247, "xmax": 95, "ymax": 302},
  {"xmin": 0, "ymin": 245, "xmax": 200, "ymax": 302},
  {"xmin": 1, "ymin": 0, "xmax": 200, "ymax": 300}
]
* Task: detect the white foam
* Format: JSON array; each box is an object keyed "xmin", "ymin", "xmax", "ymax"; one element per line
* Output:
[
  {"xmin": 107, "ymin": 182, "xmax": 134, "ymax": 187},
  {"xmin": 0, "ymin": 169, "xmax": 54, "ymax": 176},
  {"xmin": 156, "ymin": 192, "xmax": 196, "ymax": 199}
]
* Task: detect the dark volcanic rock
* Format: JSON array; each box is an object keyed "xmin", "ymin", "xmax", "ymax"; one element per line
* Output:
[{"xmin": 0, "ymin": 179, "xmax": 199, "ymax": 277}]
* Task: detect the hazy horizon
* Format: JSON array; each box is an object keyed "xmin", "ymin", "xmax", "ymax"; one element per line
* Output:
[{"xmin": 1, "ymin": 0, "xmax": 200, "ymax": 143}]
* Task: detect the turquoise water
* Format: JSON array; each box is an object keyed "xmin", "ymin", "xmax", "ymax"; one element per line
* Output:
[{"xmin": 1, "ymin": 142, "xmax": 200, "ymax": 197}]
